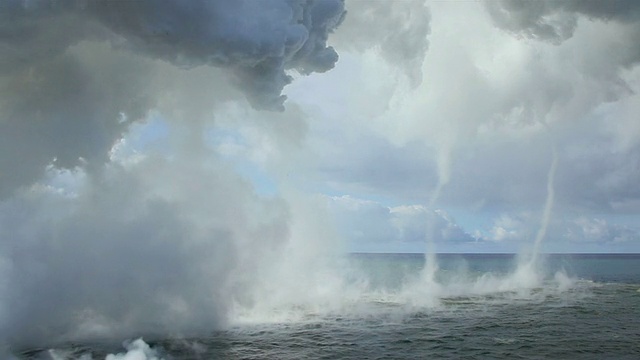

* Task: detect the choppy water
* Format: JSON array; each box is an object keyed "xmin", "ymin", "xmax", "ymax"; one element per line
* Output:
[{"xmin": 14, "ymin": 254, "xmax": 640, "ymax": 359}]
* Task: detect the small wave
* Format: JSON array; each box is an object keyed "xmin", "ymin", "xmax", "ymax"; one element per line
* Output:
[{"xmin": 493, "ymin": 337, "xmax": 517, "ymax": 345}]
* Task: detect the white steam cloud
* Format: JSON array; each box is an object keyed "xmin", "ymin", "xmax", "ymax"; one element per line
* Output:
[
  {"xmin": 0, "ymin": 0, "xmax": 346, "ymax": 349},
  {"xmin": 332, "ymin": 0, "xmax": 431, "ymax": 86},
  {"xmin": 0, "ymin": 155, "xmax": 290, "ymax": 345}
]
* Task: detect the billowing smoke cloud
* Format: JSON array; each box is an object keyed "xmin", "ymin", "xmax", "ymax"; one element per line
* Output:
[
  {"xmin": 286, "ymin": 1, "xmax": 640, "ymax": 252},
  {"xmin": 91, "ymin": 0, "xmax": 346, "ymax": 109},
  {"xmin": 3, "ymin": 0, "xmax": 345, "ymax": 109},
  {"xmin": 0, "ymin": 0, "xmax": 345, "ymax": 197},
  {"xmin": 0, "ymin": 41, "xmax": 154, "ymax": 198},
  {"xmin": 328, "ymin": 196, "xmax": 476, "ymax": 252},
  {"xmin": 0, "ymin": 0, "xmax": 348, "ymax": 349},
  {"xmin": 0, "ymin": 153, "xmax": 290, "ymax": 345}
]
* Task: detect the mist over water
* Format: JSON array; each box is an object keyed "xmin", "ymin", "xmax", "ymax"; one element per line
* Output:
[
  {"xmin": 17, "ymin": 252, "xmax": 636, "ymax": 360},
  {"xmin": 415, "ymin": 142, "xmax": 560, "ymax": 300}
]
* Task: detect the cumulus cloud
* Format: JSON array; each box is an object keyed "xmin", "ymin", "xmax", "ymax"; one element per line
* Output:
[
  {"xmin": 469, "ymin": 212, "xmax": 640, "ymax": 252},
  {"xmin": 327, "ymin": 196, "xmax": 476, "ymax": 252},
  {"xmin": 566, "ymin": 217, "xmax": 640, "ymax": 245},
  {"xmin": 4, "ymin": 1, "xmax": 640, "ymax": 351}
]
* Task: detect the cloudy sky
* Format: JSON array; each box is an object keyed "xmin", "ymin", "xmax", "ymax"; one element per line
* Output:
[
  {"xmin": 1, "ymin": 0, "xmax": 640, "ymax": 345},
  {"xmin": 298, "ymin": 0, "xmax": 640, "ymax": 254},
  {"xmin": 267, "ymin": 0, "xmax": 640, "ymax": 254}
]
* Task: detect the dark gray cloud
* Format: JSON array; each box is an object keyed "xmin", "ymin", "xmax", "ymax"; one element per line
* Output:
[
  {"xmin": 484, "ymin": 1, "xmax": 578, "ymax": 43},
  {"xmin": 1, "ymin": 0, "xmax": 345, "ymax": 110},
  {"xmin": 91, "ymin": 0, "xmax": 345, "ymax": 110},
  {"xmin": 0, "ymin": 0, "xmax": 345, "ymax": 197},
  {"xmin": 313, "ymin": 136, "xmax": 436, "ymax": 201},
  {"xmin": 0, "ymin": 0, "xmax": 349, "ymax": 348},
  {"xmin": 317, "ymin": 124, "xmax": 640, "ymax": 216},
  {"xmin": 486, "ymin": 0, "xmax": 640, "ymax": 46}
]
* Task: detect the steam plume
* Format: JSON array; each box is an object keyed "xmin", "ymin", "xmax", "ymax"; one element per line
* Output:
[
  {"xmin": 0, "ymin": 0, "xmax": 346, "ymax": 196},
  {"xmin": 0, "ymin": 0, "xmax": 346, "ymax": 348}
]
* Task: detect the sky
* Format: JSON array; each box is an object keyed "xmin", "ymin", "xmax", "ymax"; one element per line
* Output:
[
  {"xmin": 295, "ymin": 0, "xmax": 640, "ymax": 254},
  {"xmin": 208, "ymin": 0, "xmax": 640, "ymax": 255},
  {"xmin": 1, "ymin": 0, "xmax": 640, "ymax": 345}
]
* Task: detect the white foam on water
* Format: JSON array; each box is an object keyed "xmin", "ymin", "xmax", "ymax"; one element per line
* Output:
[
  {"xmin": 21, "ymin": 339, "xmax": 163, "ymax": 360},
  {"xmin": 229, "ymin": 252, "xmax": 580, "ymax": 328},
  {"xmin": 104, "ymin": 339, "xmax": 163, "ymax": 360}
]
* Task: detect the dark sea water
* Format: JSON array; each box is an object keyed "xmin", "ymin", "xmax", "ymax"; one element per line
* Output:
[{"xmin": 16, "ymin": 254, "xmax": 640, "ymax": 359}]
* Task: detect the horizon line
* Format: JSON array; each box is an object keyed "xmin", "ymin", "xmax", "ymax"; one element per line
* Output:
[{"xmin": 348, "ymin": 252, "xmax": 640, "ymax": 255}]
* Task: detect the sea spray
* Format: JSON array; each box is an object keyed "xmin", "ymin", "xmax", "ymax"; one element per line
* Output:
[{"xmin": 104, "ymin": 339, "xmax": 163, "ymax": 360}]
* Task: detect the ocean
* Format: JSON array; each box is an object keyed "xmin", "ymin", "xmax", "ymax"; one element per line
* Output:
[{"xmin": 14, "ymin": 253, "xmax": 640, "ymax": 359}]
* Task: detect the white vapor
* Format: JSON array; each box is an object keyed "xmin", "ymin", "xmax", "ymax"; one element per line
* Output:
[
  {"xmin": 0, "ymin": 0, "xmax": 347, "ymax": 349},
  {"xmin": 104, "ymin": 338, "xmax": 163, "ymax": 360},
  {"xmin": 0, "ymin": 154, "xmax": 290, "ymax": 345}
]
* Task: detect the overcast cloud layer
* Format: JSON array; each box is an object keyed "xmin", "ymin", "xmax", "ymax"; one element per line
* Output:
[{"xmin": 1, "ymin": 0, "xmax": 640, "ymax": 349}]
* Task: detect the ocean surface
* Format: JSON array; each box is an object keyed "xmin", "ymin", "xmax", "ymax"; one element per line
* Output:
[{"xmin": 15, "ymin": 253, "xmax": 640, "ymax": 359}]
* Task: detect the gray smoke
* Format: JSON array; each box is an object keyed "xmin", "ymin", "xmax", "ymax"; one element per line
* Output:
[
  {"xmin": 2, "ymin": 0, "xmax": 346, "ymax": 109},
  {"xmin": 0, "ymin": 0, "xmax": 345, "ymax": 197},
  {"xmin": 0, "ymin": 0, "xmax": 346, "ymax": 348}
]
